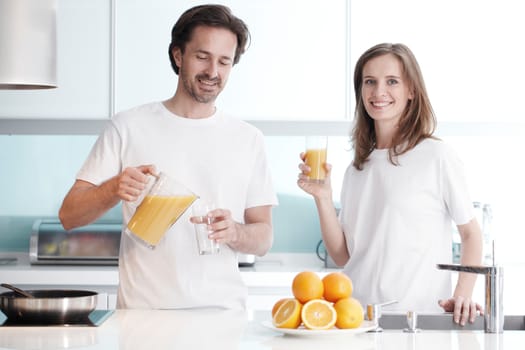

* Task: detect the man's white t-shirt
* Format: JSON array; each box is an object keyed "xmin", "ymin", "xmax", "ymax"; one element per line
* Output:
[
  {"xmin": 77, "ymin": 102, "xmax": 278, "ymax": 309},
  {"xmin": 339, "ymin": 138, "xmax": 474, "ymax": 312}
]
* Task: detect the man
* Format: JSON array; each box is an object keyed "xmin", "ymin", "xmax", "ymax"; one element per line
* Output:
[{"xmin": 59, "ymin": 5, "xmax": 277, "ymax": 310}]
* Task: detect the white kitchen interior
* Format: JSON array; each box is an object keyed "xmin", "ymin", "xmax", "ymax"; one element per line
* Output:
[{"xmin": 1, "ymin": 0, "xmax": 524, "ymax": 349}]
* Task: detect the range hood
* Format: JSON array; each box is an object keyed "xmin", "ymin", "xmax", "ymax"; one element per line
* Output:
[{"xmin": 0, "ymin": 0, "xmax": 57, "ymax": 90}]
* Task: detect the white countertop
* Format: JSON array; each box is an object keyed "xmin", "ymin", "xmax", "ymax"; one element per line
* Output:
[
  {"xmin": 0, "ymin": 309, "xmax": 523, "ymax": 350},
  {"xmin": 1, "ymin": 252, "xmax": 524, "ymax": 349}
]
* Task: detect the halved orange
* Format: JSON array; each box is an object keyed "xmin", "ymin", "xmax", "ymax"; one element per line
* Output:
[
  {"xmin": 301, "ymin": 299, "xmax": 337, "ymax": 330},
  {"xmin": 272, "ymin": 298, "xmax": 303, "ymax": 329},
  {"xmin": 271, "ymin": 297, "xmax": 294, "ymax": 317}
]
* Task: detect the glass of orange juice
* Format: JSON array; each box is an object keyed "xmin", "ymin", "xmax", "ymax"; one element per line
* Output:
[
  {"xmin": 126, "ymin": 172, "xmax": 198, "ymax": 249},
  {"xmin": 305, "ymin": 136, "xmax": 328, "ymax": 183}
]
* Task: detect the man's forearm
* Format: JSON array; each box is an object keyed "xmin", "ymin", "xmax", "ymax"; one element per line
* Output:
[
  {"xmin": 59, "ymin": 179, "xmax": 121, "ymax": 230},
  {"xmin": 228, "ymin": 222, "xmax": 273, "ymax": 256}
]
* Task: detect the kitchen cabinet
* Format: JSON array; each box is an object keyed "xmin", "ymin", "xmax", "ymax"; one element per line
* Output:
[
  {"xmin": 0, "ymin": 0, "xmax": 111, "ymax": 119},
  {"xmin": 114, "ymin": 0, "xmax": 349, "ymax": 121},
  {"xmin": 1, "ymin": 0, "xmax": 350, "ymax": 133},
  {"xmin": 351, "ymin": 0, "xmax": 525, "ymax": 123}
]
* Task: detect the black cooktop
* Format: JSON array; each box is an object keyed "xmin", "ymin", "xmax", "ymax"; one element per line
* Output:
[{"xmin": 0, "ymin": 309, "xmax": 114, "ymax": 327}]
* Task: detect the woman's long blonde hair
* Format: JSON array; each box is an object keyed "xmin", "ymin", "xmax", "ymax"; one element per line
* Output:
[{"xmin": 351, "ymin": 43, "xmax": 437, "ymax": 170}]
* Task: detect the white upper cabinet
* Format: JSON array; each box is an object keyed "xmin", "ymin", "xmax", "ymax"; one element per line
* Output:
[
  {"xmin": 114, "ymin": 0, "xmax": 349, "ymax": 121},
  {"xmin": 1, "ymin": 0, "xmax": 523, "ymax": 126},
  {"xmin": 350, "ymin": 0, "xmax": 525, "ymax": 123},
  {"xmin": 0, "ymin": 0, "xmax": 111, "ymax": 119}
]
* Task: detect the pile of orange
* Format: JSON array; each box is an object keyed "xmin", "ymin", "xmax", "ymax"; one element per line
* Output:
[{"xmin": 272, "ymin": 271, "xmax": 364, "ymax": 330}]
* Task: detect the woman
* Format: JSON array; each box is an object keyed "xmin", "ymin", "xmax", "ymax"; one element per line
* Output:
[{"xmin": 298, "ymin": 43, "xmax": 483, "ymax": 325}]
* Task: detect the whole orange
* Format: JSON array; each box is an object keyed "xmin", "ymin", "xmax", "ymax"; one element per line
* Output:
[
  {"xmin": 333, "ymin": 297, "xmax": 364, "ymax": 329},
  {"xmin": 322, "ymin": 272, "xmax": 353, "ymax": 302},
  {"xmin": 291, "ymin": 271, "xmax": 324, "ymax": 304}
]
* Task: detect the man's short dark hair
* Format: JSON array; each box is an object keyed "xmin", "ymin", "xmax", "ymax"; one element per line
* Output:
[{"xmin": 168, "ymin": 4, "xmax": 250, "ymax": 75}]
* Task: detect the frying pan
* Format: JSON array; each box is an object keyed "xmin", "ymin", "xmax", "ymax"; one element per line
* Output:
[{"xmin": 0, "ymin": 285, "xmax": 97, "ymax": 323}]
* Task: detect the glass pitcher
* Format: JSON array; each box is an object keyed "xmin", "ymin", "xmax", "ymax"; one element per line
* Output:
[{"xmin": 126, "ymin": 172, "xmax": 198, "ymax": 248}]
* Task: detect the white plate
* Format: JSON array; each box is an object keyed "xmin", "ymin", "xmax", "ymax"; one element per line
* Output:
[{"xmin": 261, "ymin": 320, "xmax": 376, "ymax": 336}]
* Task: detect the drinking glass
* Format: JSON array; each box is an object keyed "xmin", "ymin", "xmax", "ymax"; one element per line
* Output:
[
  {"xmin": 191, "ymin": 199, "xmax": 220, "ymax": 255},
  {"xmin": 305, "ymin": 136, "xmax": 328, "ymax": 183}
]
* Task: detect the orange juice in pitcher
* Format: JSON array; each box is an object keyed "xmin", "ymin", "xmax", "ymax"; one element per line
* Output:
[{"xmin": 126, "ymin": 173, "xmax": 198, "ymax": 248}]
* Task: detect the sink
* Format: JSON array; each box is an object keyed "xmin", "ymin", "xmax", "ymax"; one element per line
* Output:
[{"xmin": 379, "ymin": 313, "xmax": 525, "ymax": 331}]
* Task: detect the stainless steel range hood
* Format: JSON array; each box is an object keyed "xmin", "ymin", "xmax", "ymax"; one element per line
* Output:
[{"xmin": 0, "ymin": 0, "xmax": 57, "ymax": 89}]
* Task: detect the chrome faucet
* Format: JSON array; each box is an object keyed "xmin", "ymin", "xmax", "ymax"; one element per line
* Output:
[
  {"xmin": 437, "ymin": 263, "xmax": 504, "ymax": 333},
  {"xmin": 366, "ymin": 300, "xmax": 398, "ymax": 332}
]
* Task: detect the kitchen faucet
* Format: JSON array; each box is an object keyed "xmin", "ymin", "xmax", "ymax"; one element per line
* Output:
[
  {"xmin": 437, "ymin": 259, "xmax": 504, "ymax": 333},
  {"xmin": 366, "ymin": 300, "xmax": 398, "ymax": 332}
]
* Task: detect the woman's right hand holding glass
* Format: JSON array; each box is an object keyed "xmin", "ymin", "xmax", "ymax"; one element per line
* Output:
[{"xmin": 297, "ymin": 152, "xmax": 333, "ymax": 200}]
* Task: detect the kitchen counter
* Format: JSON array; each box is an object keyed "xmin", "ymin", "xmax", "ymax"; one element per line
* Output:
[
  {"xmin": 1, "ymin": 252, "xmax": 524, "ymax": 313},
  {"xmin": 0, "ymin": 252, "xmax": 334, "ymax": 286},
  {"xmin": 1, "ymin": 252, "xmax": 524, "ymax": 349},
  {"xmin": 0, "ymin": 252, "xmax": 338, "ymax": 310},
  {"xmin": 0, "ymin": 252, "xmax": 337, "ymax": 286},
  {"xmin": 0, "ymin": 308, "xmax": 523, "ymax": 350}
]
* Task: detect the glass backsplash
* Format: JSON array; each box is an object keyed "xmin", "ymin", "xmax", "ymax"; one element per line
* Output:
[
  {"xmin": 0, "ymin": 135, "xmax": 343, "ymax": 254},
  {"xmin": 1, "ymin": 133, "xmax": 524, "ymax": 263}
]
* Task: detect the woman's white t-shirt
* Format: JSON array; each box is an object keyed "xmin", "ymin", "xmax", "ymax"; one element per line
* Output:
[
  {"xmin": 339, "ymin": 138, "xmax": 473, "ymax": 312},
  {"xmin": 77, "ymin": 102, "xmax": 278, "ymax": 309}
]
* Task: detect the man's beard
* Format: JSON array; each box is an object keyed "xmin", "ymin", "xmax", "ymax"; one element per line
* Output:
[{"xmin": 180, "ymin": 68, "xmax": 222, "ymax": 104}]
